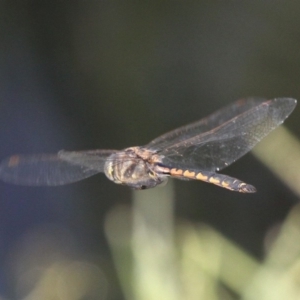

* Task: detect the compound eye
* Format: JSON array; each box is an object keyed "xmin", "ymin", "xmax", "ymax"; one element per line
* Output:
[{"xmin": 148, "ymin": 170, "xmax": 156, "ymax": 178}]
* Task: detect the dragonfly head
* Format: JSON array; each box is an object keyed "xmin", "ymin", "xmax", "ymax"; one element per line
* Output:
[{"xmin": 104, "ymin": 148, "xmax": 168, "ymax": 190}]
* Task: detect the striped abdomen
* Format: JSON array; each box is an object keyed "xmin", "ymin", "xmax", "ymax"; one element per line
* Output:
[{"xmin": 168, "ymin": 168, "xmax": 256, "ymax": 193}]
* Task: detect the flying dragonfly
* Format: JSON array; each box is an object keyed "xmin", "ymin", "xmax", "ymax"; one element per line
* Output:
[{"xmin": 0, "ymin": 98, "xmax": 296, "ymax": 192}]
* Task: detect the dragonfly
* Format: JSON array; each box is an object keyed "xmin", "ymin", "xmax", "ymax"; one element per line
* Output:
[{"xmin": 0, "ymin": 98, "xmax": 296, "ymax": 193}]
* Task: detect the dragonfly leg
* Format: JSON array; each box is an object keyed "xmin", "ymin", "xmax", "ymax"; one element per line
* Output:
[{"xmin": 168, "ymin": 168, "xmax": 256, "ymax": 193}]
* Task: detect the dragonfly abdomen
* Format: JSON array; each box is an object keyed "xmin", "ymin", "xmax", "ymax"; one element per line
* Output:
[{"xmin": 168, "ymin": 168, "xmax": 256, "ymax": 193}]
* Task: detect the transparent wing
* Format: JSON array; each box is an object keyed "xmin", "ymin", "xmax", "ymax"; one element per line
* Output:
[
  {"xmin": 156, "ymin": 98, "xmax": 296, "ymax": 171},
  {"xmin": 58, "ymin": 149, "xmax": 117, "ymax": 170},
  {"xmin": 0, "ymin": 149, "xmax": 117, "ymax": 186},
  {"xmin": 147, "ymin": 98, "xmax": 267, "ymax": 150}
]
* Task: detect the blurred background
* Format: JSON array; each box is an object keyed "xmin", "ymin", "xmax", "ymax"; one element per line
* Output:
[{"xmin": 1, "ymin": 2, "xmax": 300, "ymax": 300}]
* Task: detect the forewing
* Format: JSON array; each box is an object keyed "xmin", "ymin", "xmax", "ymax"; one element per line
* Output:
[
  {"xmin": 147, "ymin": 98, "xmax": 267, "ymax": 150},
  {"xmin": 58, "ymin": 149, "xmax": 117, "ymax": 170},
  {"xmin": 158, "ymin": 98, "xmax": 296, "ymax": 171},
  {"xmin": 0, "ymin": 149, "xmax": 116, "ymax": 186}
]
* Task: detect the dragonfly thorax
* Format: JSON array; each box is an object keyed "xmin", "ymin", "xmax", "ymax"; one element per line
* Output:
[{"xmin": 104, "ymin": 147, "xmax": 168, "ymax": 189}]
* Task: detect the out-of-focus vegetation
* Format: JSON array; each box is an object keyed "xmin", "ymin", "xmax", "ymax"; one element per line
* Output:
[
  {"xmin": 253, "ymin": 127, "xmax": 300, "ymax": 196},
  {"xmin": 9, "ymin": 178, "xmax": 300, "ymax": 300},
  {"xmin": 1, "ymin": 2, "xmax": 300, "ymax": 299}
]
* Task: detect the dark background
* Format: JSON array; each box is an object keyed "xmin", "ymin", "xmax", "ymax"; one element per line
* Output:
[{"xmin": 0, "ymin": 2, "xmax": 299, "ymax": 299}]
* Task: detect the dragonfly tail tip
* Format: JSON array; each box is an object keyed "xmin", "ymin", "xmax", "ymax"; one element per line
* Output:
[{"xmin": 241, "ymin": 184, "xmax": 256, "ymax": 193}]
